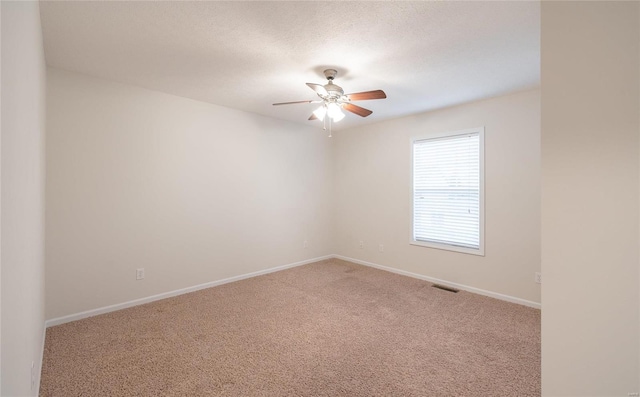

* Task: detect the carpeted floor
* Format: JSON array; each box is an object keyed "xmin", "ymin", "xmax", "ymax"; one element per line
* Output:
[{"xmin": 40, "ymin": 259, "xmax": 540, "ymax": 396}]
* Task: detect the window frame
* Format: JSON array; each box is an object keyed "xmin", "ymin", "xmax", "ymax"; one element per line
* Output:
[{"xmin": 410, "ymin": 127, "xmax": 485, "ymax": 256}]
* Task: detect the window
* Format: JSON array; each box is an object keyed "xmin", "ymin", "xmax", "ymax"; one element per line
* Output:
[{"xmin": 411, "ymin": 128, "xmax": 484, "ymax": 255}]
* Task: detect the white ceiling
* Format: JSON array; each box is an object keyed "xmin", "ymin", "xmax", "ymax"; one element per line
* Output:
[{"xmin": 39, "ymin": 1, "xmax": 540, "ymax": 131}]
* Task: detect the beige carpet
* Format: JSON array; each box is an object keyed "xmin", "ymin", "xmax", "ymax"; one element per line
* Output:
[{"xmin": 41, "ymin": 259, "xmax": 540, "ymax": 396}]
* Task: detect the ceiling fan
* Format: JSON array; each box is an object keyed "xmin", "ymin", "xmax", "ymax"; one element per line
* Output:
[{"xmin": 273, "ymin": 69, "xmax": 386, "ymax": 136}]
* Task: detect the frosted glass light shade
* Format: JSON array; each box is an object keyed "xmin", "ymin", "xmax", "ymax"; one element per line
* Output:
[
  {"xmin": 313, "ymin": 106, "xmax": 326, "ymax": 121},
  {"xmin": 327, "ymin": 103, "xmax": 345, "ymax": 122}
]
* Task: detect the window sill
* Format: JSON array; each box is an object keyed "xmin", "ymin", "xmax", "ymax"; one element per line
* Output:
[{"xmin": 410, "ymin": 240, "xmax": 485, "ymax": 256}]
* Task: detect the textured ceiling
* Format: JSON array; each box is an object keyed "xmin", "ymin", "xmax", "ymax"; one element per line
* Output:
[{"xmin": 40, "ymin": 1, "xmax": 540, "ymax": 131}]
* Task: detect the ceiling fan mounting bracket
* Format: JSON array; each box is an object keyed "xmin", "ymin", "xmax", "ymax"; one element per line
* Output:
[{"xmin": 323, "ymin": 69, "xmax": 338, "ymax": 81}]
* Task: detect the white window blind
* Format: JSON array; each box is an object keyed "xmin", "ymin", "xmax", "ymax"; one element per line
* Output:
[{"xmin": 412, "ymin": 130, "xmax": 483, "ymax": 253}]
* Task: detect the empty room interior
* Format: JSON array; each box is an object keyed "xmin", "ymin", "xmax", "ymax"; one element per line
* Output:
[{"xmin": 2, "ymin": 1, "xmax": 639, "ymax": 396}]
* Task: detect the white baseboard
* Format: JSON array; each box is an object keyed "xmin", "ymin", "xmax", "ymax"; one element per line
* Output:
[
  {"xmin": 37, "ymin": 322, "xmax": 46, "ymax": 395},
  {"xmin": 45, "ymin": 253, "xmax": 539, "ymax": 328},
  {"xmin": 333, "ymin": 255, "xmax": 541, "ymax": 309},
  {"xmin": 45, "ymin": 255, "xmax": 333, "ymax": 327}
]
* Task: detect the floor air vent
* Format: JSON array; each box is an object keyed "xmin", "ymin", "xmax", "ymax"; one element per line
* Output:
[{"xmin": 432, "ymin": 284, "xmax": 459, "ymax": 293}]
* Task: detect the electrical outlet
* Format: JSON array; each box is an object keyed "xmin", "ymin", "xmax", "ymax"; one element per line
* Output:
[
  {"xmin": 303, "ymin": 240, "xmax": 308, "ymax": 248},
  {"xmin": 136, "ymin": 268, "xmax": 145, "ymax": 280},
  {"xmin": 358, "ymin": 240, "xmax": 364, "ymax": 249},
  {"xmin": 535, "ymin": 272, "xmax": 541, "ymax": 284},
  {"xmin": 379, "ymin": 244, "xmax": 384, "ymax": 252}
]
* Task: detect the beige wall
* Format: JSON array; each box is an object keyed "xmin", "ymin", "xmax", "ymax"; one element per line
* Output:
[
  {"xmin": 46, "ymin": 69, "xmax": 334, "ymax": 320},
  {"xmin": 1, "ymin": 1, "xmax": 47, "ymax": 396},
  {"xmin": 541, "ymin": 2, "xmax": 640, "ymax": 395},
  {"xmin": 333, "ymin": 89, "xmax": 541, "ymax": 304}
]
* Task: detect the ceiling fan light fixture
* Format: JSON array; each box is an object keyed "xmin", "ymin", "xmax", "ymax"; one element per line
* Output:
[
  {"xmin": 272, "ymin": 69, "xmax": 385, "ymax": 131},
  {"xmin": 313, "ymin": 105, "xmax": 327, "ymax": 121},
  {"xmin": 327, "ymin": 102, "xmax": 344, "ymax": 122},
  {"xmin": 331, "ymin": 109, "xmax": 345, "ymax": 122}
]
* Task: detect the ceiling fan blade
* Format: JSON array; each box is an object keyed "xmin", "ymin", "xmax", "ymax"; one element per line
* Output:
[
  {"xmin": 345, "ymin": 90, "xmax": 387, "ymax": 101},
  {"xmin": 343, "ymin": 103, "xmax": 373, "ymax": 117},
  {"xmin": 308, "ymin": 113, "xmax": 318, "ymax": 121},
  {"xmin": 273, "ymin": 100, "xmax": 319, "ymax": 106},
  {"xmin": 306, "ymin": 83, "xmax": 328, "ymax": 96}
]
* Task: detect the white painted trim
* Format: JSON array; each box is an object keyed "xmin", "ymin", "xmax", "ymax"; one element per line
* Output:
[
  {"xmin": 333, "ymin": 255, "xmax": 541, "ymax": 309},
  {"xmin": 37, "ymin": 322, "xmax": 46, "ymax": 395},
  {"xmin": 45, "ymin": 253, "xmax": 539, "ymax": 328},
  {"xmin": 45, "ymin": 255, "xmax": 333, "ymax": 327}
]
